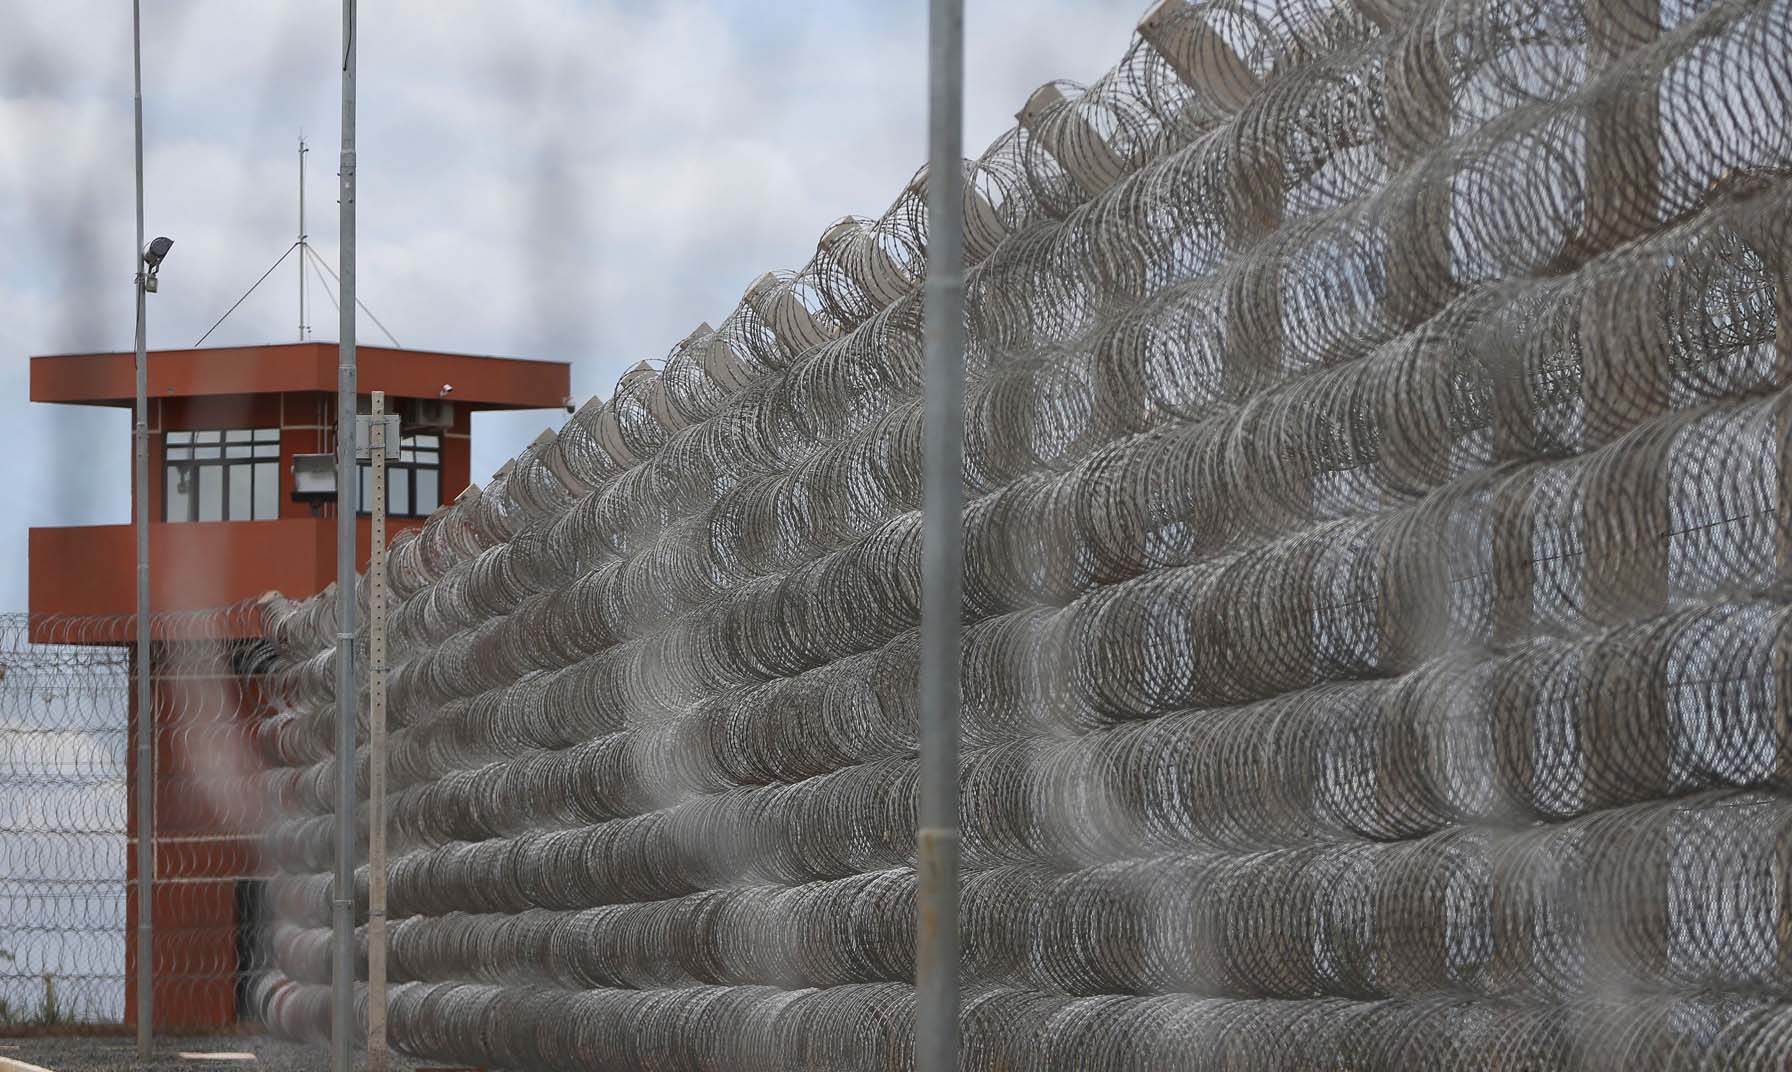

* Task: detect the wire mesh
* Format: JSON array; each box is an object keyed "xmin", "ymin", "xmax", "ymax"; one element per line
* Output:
[
  {"xmin": 0, "ymin": 616, "xmax": 129, "ymax": 1027},
  {"xmin": 243, "ymin": 0, "xmax": 1792, "ymax": 1066},
  {"xmin": 0, "ymin": 607, "xmax": 278, "ymax": 1032}
]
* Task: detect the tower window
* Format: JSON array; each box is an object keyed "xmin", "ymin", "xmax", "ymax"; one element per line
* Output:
[
  {"xmin": 358, "ymin": 433, "xmax": 441, "ymax": 518},
  {"xmin": 165, "ymin": 429, "xmax": 281, "ymax": 522}
]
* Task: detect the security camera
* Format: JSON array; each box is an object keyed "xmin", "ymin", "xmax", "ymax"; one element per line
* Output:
[{"xmin": 438, "ymin": 383, "xmax": 454, "ymax": 399}]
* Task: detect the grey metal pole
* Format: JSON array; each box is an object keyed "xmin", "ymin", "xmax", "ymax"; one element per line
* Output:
[
  {"xmin": 916, "ymin": 0, "xmax": 965, "ymax": 1069},
  {"xmin": 366, "ymin": 392, "xmax": 389, "ymax": 1072},
  {"xmin": 331, "ymin": 1, "xmax": 359, "ymax": 1070},
  {"xmin": 131, "ymin": 0, "xmax": 154, "ymax": 1058}
]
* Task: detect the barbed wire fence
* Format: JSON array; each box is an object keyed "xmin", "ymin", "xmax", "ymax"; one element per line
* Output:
[
  {"xmin": 10, "ymin": 0, "xmax": 1792, "ymax": 1065},
  {"xmin": 0, "ymin": 616, "xmax": 130, "ymax": 1028},
  {"xmin": 0, "ymin": 608, "xmax": 277, "ymax": 1035},
  {"xmin": 248, "ymin": 0, "xmax": 1792, "ymax": 1066}
]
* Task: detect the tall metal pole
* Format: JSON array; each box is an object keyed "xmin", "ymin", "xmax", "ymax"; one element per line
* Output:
[
  {"xmin": 331, "ymin": 1, "xmax": 360, "ymax": 1070},
  {"xmin": 366, "ymin": 393, "xmax": 390, "ymax": 1072},
  {"xmin": 131, "ymin": 0, "xmax": 154, "ymax": 1059},
  {"xmin": 916, "ymin": 0, "xmax": 965, "ymax": 1069}
]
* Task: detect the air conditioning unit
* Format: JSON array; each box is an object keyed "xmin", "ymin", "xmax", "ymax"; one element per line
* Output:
[{"xmin": 401, "ymin": 397, "xmax": 455, "ymax": 431}]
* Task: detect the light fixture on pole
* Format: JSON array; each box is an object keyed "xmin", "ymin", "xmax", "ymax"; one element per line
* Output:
[
  {"xmin": 130, "ymin": 1, "xmax": 169, "ymax": 1060},
  {"xmin": 143, "ymin": 236, "xmax": 173, "ymax": 293},
  {"xmin": 128, "ymin": 0, "xmax": 168, "ymax": 1061}
]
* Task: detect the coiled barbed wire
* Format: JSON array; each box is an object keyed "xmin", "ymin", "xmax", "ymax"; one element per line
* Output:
[
  {"xmin": 257, "ymin": 384, "xmax": 1790, "ymax": 852},
  {"xmin": 243, "ymin": 0, "xmax": 1792, "ymax": 1067},
  {"xmin": 0, "ymin": 606, "xmax": 278, "ymax": 1029},
  {"xmin": 259, "ymin": 791, "xmax": 1787, "ymax": 1002}
]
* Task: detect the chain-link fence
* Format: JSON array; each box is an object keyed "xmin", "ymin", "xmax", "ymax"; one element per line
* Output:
[
  {"xmin": 0, "ymin": 617, "xmax": 129, "ymax": 1028},
  {"xmin": 241, "ymin": 0, "xmax": 1792, "ymax": 1067},
  {"xmin": 0, "ymin": 609, "xmax": 276, "ymax": 1034}
]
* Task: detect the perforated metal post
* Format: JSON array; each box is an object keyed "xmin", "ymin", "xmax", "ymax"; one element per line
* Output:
[
  {"xmin": 1774, "ymin": 214, "xmax": 1792, "ymax": 991},
  {"xmin": 917, "ymin": 0, "xmax": 965, "ymax": 1069},
  {"xmin": 367, "ymin": 393, "xmax": 390, "ymax": 1072}
]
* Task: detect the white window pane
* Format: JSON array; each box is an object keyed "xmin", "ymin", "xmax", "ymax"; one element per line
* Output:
[
  {"xmin": 166, "ymin": 466, "xmax": 190, "ymax": 522},
  {"xmin": 226, "ymin": 429, "xmax": 251, "ymax": 442},
  {"xmin": 196, "ymin": 430, "xmax": 221, "ymax": 444},
  {"xmin": 198, "ymin": 466, "xmax": 224, "ymax": 522},
  {"xmin": 228, "ymin": 464, "xmax": 253, "ymax": 520},
  {"xmin": 254, "ymin": 462, "xmax": 278, "ymax": 519},
  {"xmin": 416, "ymin": 468, "xmax": 439, "ymax": 516},
  {"xmin": 390, "ymin": 470, "xmax": 410, "ymax": 516},
  {"xmin": 168, "ymin": 431, "xmax": 192, "ymax": 445},
  {"xmin": 255, "ymin": 428, "xmax": 280, "ymax": 442}
]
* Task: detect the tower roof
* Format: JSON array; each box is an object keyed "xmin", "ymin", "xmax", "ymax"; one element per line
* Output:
[{"xmin": 31, "ymin": 342, "xmax": 570, "ymax": 410}]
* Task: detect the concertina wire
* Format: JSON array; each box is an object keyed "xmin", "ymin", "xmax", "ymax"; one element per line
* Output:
[{"xmin": 240, "ymin": 0, "xmax": 1792, "ymax": 1066}]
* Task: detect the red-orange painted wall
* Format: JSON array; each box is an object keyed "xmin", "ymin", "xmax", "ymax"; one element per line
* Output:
[
  {"xmin": 124, "ymin": 649, "xmax": 270, "ymax": 1029},
  {"xmin": 30, "ymin": 517, "xmax": 432, "ymax": 625},
  {"xmin": 33, "ymin": 389, "xmax": 480, "ymax": 626}
]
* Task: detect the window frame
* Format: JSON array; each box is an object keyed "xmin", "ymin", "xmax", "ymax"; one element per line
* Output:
[
  {"xmin": 163, "ymin": 428, "xmax": 282, "ymax": 523},
  {"xmin": 357, "ymin": 432, "xmax": 442, "ymax": 519}
]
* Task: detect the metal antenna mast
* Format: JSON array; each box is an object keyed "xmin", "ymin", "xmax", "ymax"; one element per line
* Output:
[{"xmin": 299, "ymin": 135, "xmax": 309, "ymax": 340}]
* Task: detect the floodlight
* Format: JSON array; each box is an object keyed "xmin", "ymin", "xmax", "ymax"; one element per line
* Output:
[
  {"xmin": 143, "ymin": 236, "xmax": 174, "ymax": 293},
  {"xmin": 291, "ymin": 453, "xmax": 338, "ymax": 505},
  {"xmin": 144, "ymin": 236, "xmax": 174, "ymax": 271}
]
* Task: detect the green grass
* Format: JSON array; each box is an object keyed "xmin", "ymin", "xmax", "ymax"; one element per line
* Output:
[
  {"xmin": 34, "ymin": 974, "xmax": 65, "ymax": 1027},
  {"xmin": 0, "ymin": 959, "xmax": 95, "ymax": 1029}
]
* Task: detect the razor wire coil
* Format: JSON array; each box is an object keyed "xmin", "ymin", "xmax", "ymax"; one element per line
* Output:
[{"xmin": 11, "ymin": 0, "xmax": 1780, "ymax": 1064}]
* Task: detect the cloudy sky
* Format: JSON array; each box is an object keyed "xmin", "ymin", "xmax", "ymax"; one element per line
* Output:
[{"xmin": 0, "ymin": 0, "xmax": 1145, "ymax": 612}]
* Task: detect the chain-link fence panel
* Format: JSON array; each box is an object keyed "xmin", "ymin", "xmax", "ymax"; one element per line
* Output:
[
  {"xmin": 0, "ymin": 616, "xmax": 130, "ymax": 1027},
  {"xmin": 0, "ymin": 608, "xmax": 278, "ymax": 1034}
]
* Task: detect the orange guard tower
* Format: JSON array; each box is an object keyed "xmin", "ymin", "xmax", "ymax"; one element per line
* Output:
[{"xmin": 27, "ymin": 342, "xmax": 570, "ymax": 1029}]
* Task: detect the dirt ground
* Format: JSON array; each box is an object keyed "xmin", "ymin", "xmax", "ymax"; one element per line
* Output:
[{"xmin": 0, "ymin": 1033, "xmax": 435, "ymax": 1071}]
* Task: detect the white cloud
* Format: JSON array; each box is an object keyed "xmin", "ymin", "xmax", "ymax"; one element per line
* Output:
[{"xmin": 0, "ymin": 0, "xmax": 1146, "ymax": 610}]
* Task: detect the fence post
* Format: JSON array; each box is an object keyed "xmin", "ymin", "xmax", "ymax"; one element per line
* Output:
[
  {"xmin": 367, "ymin": 393, "xmax": 391, "ymax": 1071},
  {"xmin": 332, "ymin": 0, "xmax": 360, "ymax": 1067},
  {"xmin": 918, "ymin": 0, "xmax": 965, "ymax": 1069}
]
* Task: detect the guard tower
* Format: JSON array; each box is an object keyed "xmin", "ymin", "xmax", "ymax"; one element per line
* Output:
[{"xmin": 26, "ymin": 341, "xmax": 570, "ymax": 1028}]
